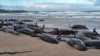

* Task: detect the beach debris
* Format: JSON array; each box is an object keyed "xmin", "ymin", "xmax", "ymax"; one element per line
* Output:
[{"xmin": 0, "ymin": 51, "xmax": 32, "ymax": 55}]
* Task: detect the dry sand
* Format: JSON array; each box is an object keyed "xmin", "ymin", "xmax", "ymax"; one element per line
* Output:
[{"xmin": 0, "ymin": 31, "xmax": 100, "ymax": 56}]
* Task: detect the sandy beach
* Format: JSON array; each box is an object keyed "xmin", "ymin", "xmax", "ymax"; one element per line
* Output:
[
  {"xmin": 1, "ymin": 0, "xmax": 100, "ymax": 55},
  {"xmin": 0, "ymin": 30, "xmax": 100, "ymax": 56}
]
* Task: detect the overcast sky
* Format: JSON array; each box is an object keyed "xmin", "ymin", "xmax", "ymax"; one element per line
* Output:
[
  {"xmin": 0, "ymin": 0, "xmax": 100, "ymax": 11},
  {"xmin": 0, "ymin": 0, "xmax": 94, "ymax": 6}
]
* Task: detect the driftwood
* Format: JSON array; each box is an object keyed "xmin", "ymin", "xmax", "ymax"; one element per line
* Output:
[{"xmin": 0, "ymin": 51, "xmax": 32, "ymax": 55}]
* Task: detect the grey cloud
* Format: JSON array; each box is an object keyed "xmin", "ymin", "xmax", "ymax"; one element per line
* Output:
[{"xmin": 88, "ymin": 0, "xmax": 100, "ymax": 6}]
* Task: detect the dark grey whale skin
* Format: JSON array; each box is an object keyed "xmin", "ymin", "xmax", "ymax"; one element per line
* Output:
[
  {"xmin": 17, "ymin": 28, "xmax": 34, "ymax": 35},
  {"xmin": 71, "ymin": 25, "xmax": 88, "ymax": 29},
  {"xmin": 63, "ymin": 32, "xmax": 100, "ymax": 51},
  {"xmin": 4, "ymin": 29, "xmax": 19, "ymax": 35},
  {"xmin": 37, "ymin": 33, "xmax": 61, "ymax": 44}
]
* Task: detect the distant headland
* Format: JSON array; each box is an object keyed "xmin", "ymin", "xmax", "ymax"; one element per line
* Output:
[{"xmin": 0, "ymin": 9, "xmax": 28, "ymax": 13}]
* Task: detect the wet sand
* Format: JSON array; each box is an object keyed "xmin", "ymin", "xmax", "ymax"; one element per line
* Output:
[{"xmin": 0, "ymin": 30, "xmax": 100, "ymax": 56}]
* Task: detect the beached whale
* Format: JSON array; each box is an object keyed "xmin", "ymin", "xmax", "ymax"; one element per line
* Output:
[
  {"xmin": 64, "ymin": 35, "xmax": 87, "ymax": 51},
  {"xmin": 30, "ymin": 24, "xmax": 46, "ymax": 37},
  {"xmin": 13, "ymin": 21, "xmax": 46, "ymax": 36},
  {"xmin": 48, "ymin": 28, "xmax": 77, "ymax": 35},
  {"xmin": 63, "ymin": 34, "xmax": 100, "ymax": 51},
  {"xmin": 37, "ymin": 33, "xmax": 61, "ymax": 44},
  {"xmin": 36, "ymin": 28, "xmax": 61, "ymax": 44},
  {"xmin": 0, "ymin": 20, "xmax": 4, "ymax": 28},
  {"xmin": 71, "ymin": 25, "xmax": 88, "ymax": 29},
  {"xmin": 4, "ymin": 29, "xmax": 19, "ymax": 35},
  {"xmin": 31, "ymin": 27, "xmax": 46, "ymax": 33},
  {"xmin": 2, "ymin": 26, "xmax": 19, "ymax": 35},
  {"xmin": 13, "ymin": 21, "xmax": 42, "ymax": 30},
  {"xmin": 21, "ymin": 19, "xmax": 33, "ymax": 22},
  {"xmin": 17, "ymin": 28, "xmax": 34, "ymax": 35},
  {"xmin": 5, "ymin": 19, "xmax": 18, "ymax": 21},
  {"xmin": 31, "ymin": 28, "xmax": 46, "ymax": 37},
  {"xmin": 13, "ymin": 23, "xmax": 34, "ymax": 31},
  {"xmin": 75, "ymin": 30, "xmax": 100, "ymax": 40}
]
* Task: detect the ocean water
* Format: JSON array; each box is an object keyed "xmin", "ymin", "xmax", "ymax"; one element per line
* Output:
[{"xmin": 0, "ymin": 12, "xmax": 100, "ymax": 32}]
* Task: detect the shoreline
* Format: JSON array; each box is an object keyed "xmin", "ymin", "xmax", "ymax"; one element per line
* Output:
[{"xmin": 0, "ymin": 30, "xmax": 100, "ymax": 56}]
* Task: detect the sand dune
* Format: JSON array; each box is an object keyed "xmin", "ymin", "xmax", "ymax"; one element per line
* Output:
[{"xmin": 0, "ymin": 31, "xmax": 100, "ymax": 56}]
